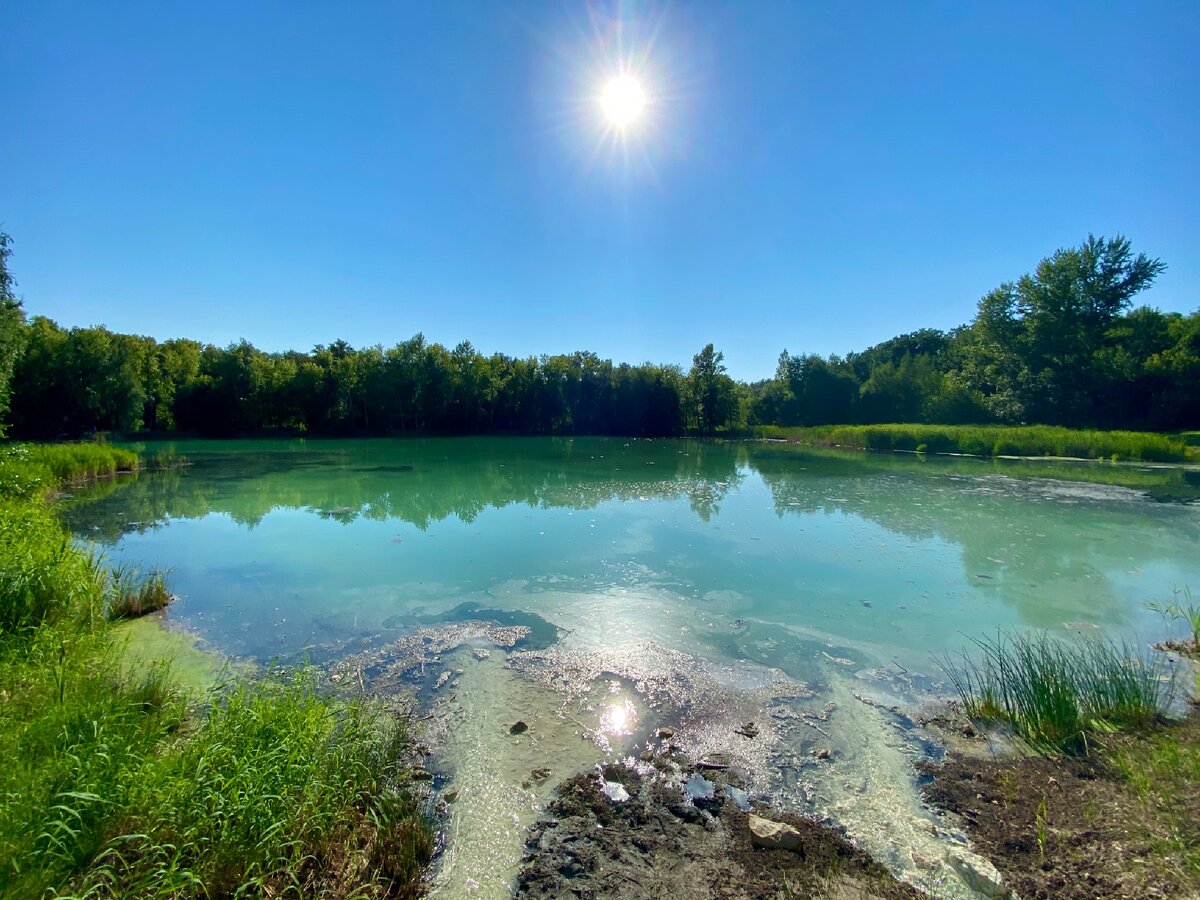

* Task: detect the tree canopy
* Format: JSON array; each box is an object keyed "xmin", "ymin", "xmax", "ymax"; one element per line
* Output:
[{"xmin": 0, "ymin": 233, "xmax": 1196, "ymax": 439}]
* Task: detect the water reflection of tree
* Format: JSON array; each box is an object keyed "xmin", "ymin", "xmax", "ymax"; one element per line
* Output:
[
  {"xmin": 63, "ymin": 438, "xmax": 748, "ymax": 541},
  {"xmin": 748, "ymin": 446, "xmax": 1200, "ymax": 627},
  {"xmin": 63, "ymin": 439, "xmax": 1197, "ymax": 631}
]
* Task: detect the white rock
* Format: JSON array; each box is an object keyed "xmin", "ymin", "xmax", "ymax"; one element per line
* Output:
[
  {"xmin": 601, "ymin": 781, "xmax": 630, "ymax": 803},
  {"xmin": 748, "ymin": 814, "xmax": 805, "ymax": 854},
  {"xmin": 946, "ymin": 848, "xmax": 1011, "ymax": 898}
]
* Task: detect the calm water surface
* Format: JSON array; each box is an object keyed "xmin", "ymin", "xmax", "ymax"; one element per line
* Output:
[{"xmin": 64, "ymin": 438, "xmax": 1200, "ymax": 897}]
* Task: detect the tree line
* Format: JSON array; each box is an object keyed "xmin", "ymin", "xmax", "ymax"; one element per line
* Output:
[{"xmin": 0, "ymin": 232, "xmax": 1196, "ymax": 439}]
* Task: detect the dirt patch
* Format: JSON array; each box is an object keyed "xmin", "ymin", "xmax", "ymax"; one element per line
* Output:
[
  {"xmin": 919, "ymin": 712, "xmax": 1200, "ymax": 899},
  {"xmin": 516, "ymin": 756, "xmax": 921, "ymax": 899}
]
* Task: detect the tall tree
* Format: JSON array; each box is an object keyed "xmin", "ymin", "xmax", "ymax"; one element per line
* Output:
[
  {"xmin": 959, "ymin": 235, "xmax": 1166, "ymax": 424},
  {"xmin": 688, "ymin": 344, "xmax": 738, "ymax": 433},
  {"xmin": 0, "ymin": 231, "xmax": 27, "ymax": 435}
]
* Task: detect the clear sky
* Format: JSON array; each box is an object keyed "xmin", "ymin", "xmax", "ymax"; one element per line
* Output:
[{"xmin": 2, "ymin": 1, "xmax": 1197, "ymax": 381}]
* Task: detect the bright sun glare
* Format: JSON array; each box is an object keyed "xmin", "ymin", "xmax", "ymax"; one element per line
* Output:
[{"xmin": 600, "ymin": 74, "xmax": 646, "ymax": 128}]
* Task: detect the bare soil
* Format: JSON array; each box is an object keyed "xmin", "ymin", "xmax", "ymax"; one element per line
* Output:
[{"xmin": 919, "ymin": 712, "xmax": 1200, "ymax": 899}]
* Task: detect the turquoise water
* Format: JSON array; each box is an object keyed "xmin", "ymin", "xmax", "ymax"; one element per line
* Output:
[
  {"xmin": 63, "ymin": 437, "xmax": 1200, "ymax": 897},
  {"xmin": 66, "ymin": 437, "xmax": 1198, "ymax": 669}
]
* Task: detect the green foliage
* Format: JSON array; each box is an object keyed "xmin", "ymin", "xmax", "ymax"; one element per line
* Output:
[
  {"xmin": 757, "ymin": 423, "xmax": 1190, "ymax": 462},
  {"xmin": 69, "ymin": 675, "xmax": 432, "ymax": 898},
  {"xmin": 0, "ymin": 231, "xmax": 27, "ymax": 437},
  {"xmin": 0, "ymin": 450, "xmax": 432, "ymax": 896},
  {"xmin": 939, "ymin": 632, "xmax": 1173, "ymax": 755},
  {"xmin": 2, "ymin": 230, "xmax": 1197, "ymax": 441},
  {"xmin": 687, "ymin": 343, "xmax": 739, "ymax": 433}
]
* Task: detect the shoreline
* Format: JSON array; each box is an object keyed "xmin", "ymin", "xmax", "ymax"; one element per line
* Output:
[{"xmin": 123, "ymin": 599, "xmax": 1200, "ymax": 899}]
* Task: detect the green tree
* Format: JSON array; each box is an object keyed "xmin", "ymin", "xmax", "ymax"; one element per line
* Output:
[
  {"xmin": 959, "ymin": 235, "xmax": 1166, "ymax": 424},
  {"xmin": 688, "ymin": 344, "xmax": 738, "ymax": 433},
  {"xmin": 0, "ymin": 231, "xmax": 28, "ymax": 435}
]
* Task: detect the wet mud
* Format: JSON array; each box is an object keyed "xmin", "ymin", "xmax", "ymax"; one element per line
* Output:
[
  {"xmin": 920, "ymin": 714, "xmax": 1200, "ymax": 899},
  {"xmin": 517, "ymin": 757, "xmax": 923, "ymax": 900}
]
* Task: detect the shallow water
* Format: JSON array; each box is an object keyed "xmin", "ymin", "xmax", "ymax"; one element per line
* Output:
[{"xmin": 65, "ymin": 437, "xmax": 1200, "ymax": 897}]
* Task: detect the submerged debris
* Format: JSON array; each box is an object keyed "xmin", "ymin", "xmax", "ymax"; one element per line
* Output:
[
  {"xmin": 734, "ymin": 721, "xmax": 760, "ymax": 739},
  {"xmin": 327, "ymin": 620, "xmax": 530, "ymax": 687}
]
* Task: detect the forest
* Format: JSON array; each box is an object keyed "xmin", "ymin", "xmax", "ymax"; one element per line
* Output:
[{"xmin": 0, "ymin": 233, "xmax": 1197, "ymax": 440}]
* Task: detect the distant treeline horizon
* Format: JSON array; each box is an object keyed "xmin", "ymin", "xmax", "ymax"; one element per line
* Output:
[{"xmin": 0, "ymin": 233, "xmax": 1197, "ymax": 439}]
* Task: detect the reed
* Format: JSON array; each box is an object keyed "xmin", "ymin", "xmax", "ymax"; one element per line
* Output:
[
  {"xmin": 104, "ymin": 565, "xmax": 174, "ymax": 622},
  {"xmin": 939, "ymin": 631, "xmax": 1173, "ymax": 754},
  {"xmin": 758, "ymin": 423, "xmax": 1192, "ymax": 462}
]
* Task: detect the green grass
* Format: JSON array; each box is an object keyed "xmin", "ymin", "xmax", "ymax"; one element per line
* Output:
[
  {"xmin": 68, "ymin": 675, "xmax": 433, "ymax": 899},
  {"xmin": 939, "ymin": 631, "xmax": 1174, "ymax": 755},
  {"xmin": 104, "ymin": 564, "xmax": 174, "ymax": 621},
  {"xmin": 0, "ymin": 496, "xmax": 104, "ymax": 632},
  {"xmin": 0, "ymin": 443, "xmax": 433, "ymax": 898},
  {"xmin": 1104, "ymin": 703, "xmax": 1200, "ymax": 885},
  {"xmin": 757, "ymin": 423, "xmax": 1193, "ymax": 463},
  {"xmin": 0, "ymin": 443, "xmax": 139, "ymax": 500}
]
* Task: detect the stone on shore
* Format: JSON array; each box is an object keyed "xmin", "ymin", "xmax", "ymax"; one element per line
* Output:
[{"xmin": 748, "ymin": 815, "xmax": 806, "ymax": 855}]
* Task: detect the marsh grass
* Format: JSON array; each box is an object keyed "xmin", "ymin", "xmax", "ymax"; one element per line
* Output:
[
  {"xmin": 69, "ymin": 675, "xmax": 433, "ymax": 899},
  {"xmin": 0, "ymin": 445, "xmax": 433, "ymax": 897},
  {"xmin": 0, "ymin": 498, "xmax": 104, "ymax": 632},
  {"xmin": 938, "ymin": 632, "xmax": 1173, "ymax": 754},
  {"xmin": 758, "ymin": 423, "xmax": 1192, "ymax": 462},
  {"xmin": 104, "ymin": 564, "xmax": 174, "ymax": 621},
  {"xmin": 0, "ymin": 443, "xmax": 139, "ymax": 501}
]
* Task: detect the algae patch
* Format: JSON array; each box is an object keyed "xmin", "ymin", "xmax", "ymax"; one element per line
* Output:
[{"xmin": 114, "ymin": 613, "xmax": 237, "ymax": 695}]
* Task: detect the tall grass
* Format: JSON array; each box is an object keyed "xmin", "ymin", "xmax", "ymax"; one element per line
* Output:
[
  {"xmin": 69, "ymin": 675, "xmax": 433, "ymax": 898},
  {"xmin": 0, "ymin": 443, "xmax": 139, "ymax": 500},
  {"xmin": 758, "ymin": 423, "xmax": 1192, "ymax": 463},
  {"xmin": 939, "ymin": 632, "xmax": 1174, "ymax": 755},
  {"xmin": 0, "ymin": 633, "xmax": 187, "ymax": 897},
  {"xmin": 0, "ymin": 498, "xmax": 104, "ymax": 632},
  {"xmin": 104, "ymin": 564, "xmax": 174, "ymax": 621},
  {"xmin": 0, "ymin": 445, "xmax": 433, "ymax": 897}
]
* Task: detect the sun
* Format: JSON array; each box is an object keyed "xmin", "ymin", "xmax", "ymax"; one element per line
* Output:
[{"xmin": 599, "ymin": 74, "xmax": 646, "ymax": 128}]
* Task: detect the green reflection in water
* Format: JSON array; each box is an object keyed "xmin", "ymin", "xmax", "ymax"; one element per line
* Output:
[{"xmin": 61, "ymin": 437, "xmax": 1199, "ymax": 672}]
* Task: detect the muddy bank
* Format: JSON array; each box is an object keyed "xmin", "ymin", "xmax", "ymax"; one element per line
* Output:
[
  {"xmin": 919, "ymin": 712, "xmax": 1200, "ymax": 899},
  {"xmin": 516, "ymin": 754, "xmax": 925, "ymax": 899}
]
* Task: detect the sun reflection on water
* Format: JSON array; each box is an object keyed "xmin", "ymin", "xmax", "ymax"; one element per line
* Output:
[{"xmin": 596, "ymin": 680, "xmax": 639, "ymax": 745}]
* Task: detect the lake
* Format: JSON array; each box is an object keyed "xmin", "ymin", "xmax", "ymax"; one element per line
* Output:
[{"xmin": 64, "ymin": 437, "xmax": 1200, "ymax": 897}]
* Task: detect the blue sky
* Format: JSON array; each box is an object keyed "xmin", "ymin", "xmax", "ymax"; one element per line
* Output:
[{"xmin": 2, "ymin": 1, "xmax": 1197, "ymax": 381}]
